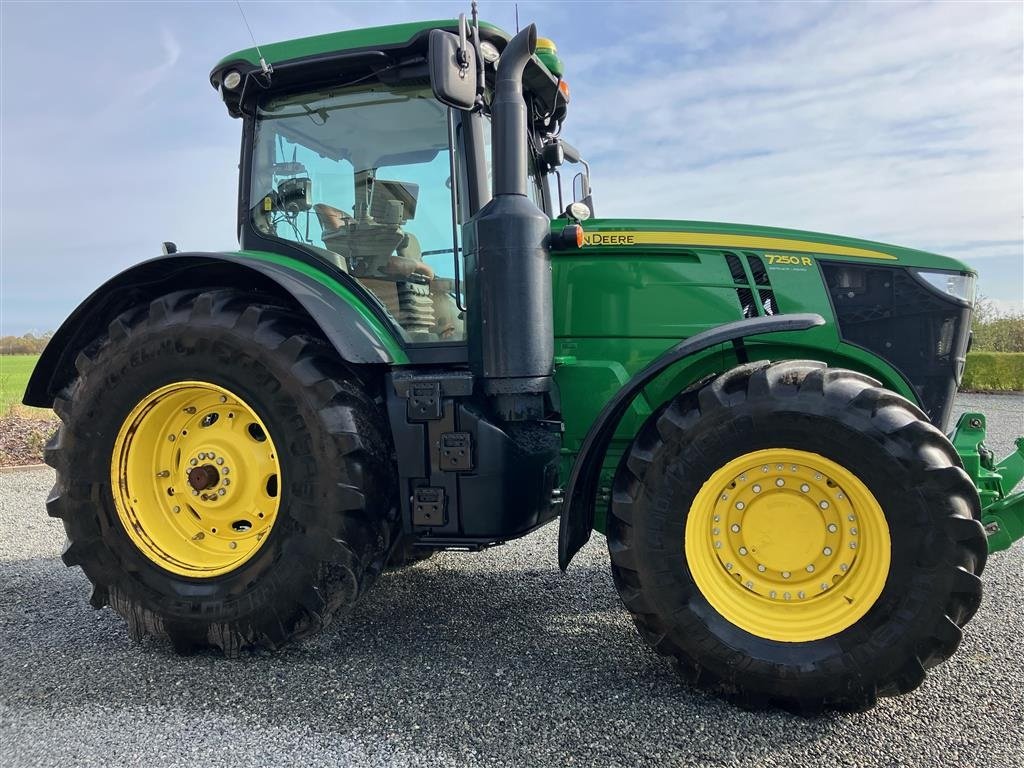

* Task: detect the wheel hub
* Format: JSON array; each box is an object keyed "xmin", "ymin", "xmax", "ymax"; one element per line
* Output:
[
  {"xmin": 685, "ymin": 448, "xmax": 891, "ymax": 642},
  {"xmin": 187, "ymin": 464, "xmax": 221, "ymax": 492},
  {"xmin": 711, "ymin": 460, "xmax": 859, "ymax": 602},
  {"xmin": 110, "ymin": 381, "xmax": 282, "ymax": 578}
]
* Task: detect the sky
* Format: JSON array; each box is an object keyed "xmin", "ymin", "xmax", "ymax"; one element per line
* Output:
[{"xmin": 1, "ymin": 0, "xmax": 1021, "ymax": 335}]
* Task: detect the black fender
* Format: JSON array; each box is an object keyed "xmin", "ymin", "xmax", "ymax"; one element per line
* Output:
[
  {"xmin": 558, "ymin": 313, "xmax": 826, "ymax": 570},
  {"xmin": 23, "ymin": 252, "xmax": 399, "ymax": 407}
]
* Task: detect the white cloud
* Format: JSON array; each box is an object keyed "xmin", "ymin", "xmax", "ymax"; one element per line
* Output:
[{"xmin": 562, "ymin": 1, "xmax": 1022, "ymax": 310}]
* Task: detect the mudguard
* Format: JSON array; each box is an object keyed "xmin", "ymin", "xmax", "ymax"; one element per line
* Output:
[
  {"xmin": 557, "ymin": 313, "xmax": 826, "ymax": 570},
  {"xmin": 23, "ymin": 251, "xmax": 404, "ymax": 407}
]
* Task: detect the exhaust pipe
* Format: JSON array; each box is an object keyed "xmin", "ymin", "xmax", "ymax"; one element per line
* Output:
[
  {"xmin": 492, "ymin": 24, "xmax": 537, "ymax": 197},
  {"xmin": 464, "ymin": 24, "xmax": 554, "ymax": 419}
]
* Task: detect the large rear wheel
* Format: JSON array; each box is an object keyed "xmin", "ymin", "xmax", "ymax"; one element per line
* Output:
[
  {"xmin": 45, "ymin": 289, "xmax": 399, "ymax": 654},
  {"xmin": 608, "ymin": 360, "xmax": 986, "ymax": 712}
]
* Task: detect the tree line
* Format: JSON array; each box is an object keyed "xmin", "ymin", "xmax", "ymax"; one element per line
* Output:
[{"xmin": 0, "ymin": 333, "xmax": 53, "ymax": 355}]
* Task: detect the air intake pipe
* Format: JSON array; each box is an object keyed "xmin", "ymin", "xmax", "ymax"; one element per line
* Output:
[{"xmin": 464, "ymin": 24, "xmax": 554, "ymax": 420}]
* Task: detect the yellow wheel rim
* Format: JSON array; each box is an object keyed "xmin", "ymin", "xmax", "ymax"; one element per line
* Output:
[
  {"xmin": 111, "ymin": 381, "xmax": 282, "ymax": 578},
  {"xmin": 685, "ymin": 448, "xmax": 891, "ymax": 642}
]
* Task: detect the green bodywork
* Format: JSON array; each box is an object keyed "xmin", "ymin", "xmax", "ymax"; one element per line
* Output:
[
  {"xmin": 950, "ymin": 413, "xmax": 1024, "ymax": 553},
  {"xmin": 213, "ymin": 18, "xmax": 1022, "ymax": 554}
]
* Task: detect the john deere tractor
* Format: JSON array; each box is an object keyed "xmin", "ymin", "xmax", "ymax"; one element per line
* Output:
[{"xmin": 25, "ymin": 11, "xmax": 1024, "ymax": 712}]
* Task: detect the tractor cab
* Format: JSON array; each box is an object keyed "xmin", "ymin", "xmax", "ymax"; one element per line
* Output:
[{"xmin": 212, "ymin": 18, "xmax": 570, "ymax": 350}]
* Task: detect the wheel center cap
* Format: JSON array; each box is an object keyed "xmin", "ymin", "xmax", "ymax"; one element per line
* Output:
[
  {"xmin": 187, "ymin": 464, "xmax": 220, "ymax": 491},
  {"xmin": 743, "ymin": 496, "xmax": 825, "ymax": 571}
]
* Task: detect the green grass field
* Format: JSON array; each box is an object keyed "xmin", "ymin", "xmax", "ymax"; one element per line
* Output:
[{"xmin": 0, "ymin": 354, "xmax": 43, "ymax": 414}]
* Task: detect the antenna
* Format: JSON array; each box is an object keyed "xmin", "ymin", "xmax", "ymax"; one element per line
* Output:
[
  {"xmin": 235, "ymin": 0, "xmax": 272, "ymax": 75},
  {"xmin": 515, "ymin": 3, "xmax": 520, "ymax": 33}
]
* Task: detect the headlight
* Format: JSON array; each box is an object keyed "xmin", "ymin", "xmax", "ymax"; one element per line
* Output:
[
  {"xmin": 911, "ymin": 269, "xmax": 976, "ymax": 306},
  {"xmin": 223, "ymin": 70, "xmax": 242, "ymax": 90}
]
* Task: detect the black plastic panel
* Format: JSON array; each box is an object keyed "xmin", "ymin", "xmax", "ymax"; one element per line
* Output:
[{"xmin": 821, "ymin": 262, "xmax": 970, "ymax": 429}]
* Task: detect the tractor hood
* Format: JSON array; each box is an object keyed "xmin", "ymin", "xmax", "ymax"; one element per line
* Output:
[{"xmin": 574, "ymin": 218, "xmax": 974, "ymax": 274}]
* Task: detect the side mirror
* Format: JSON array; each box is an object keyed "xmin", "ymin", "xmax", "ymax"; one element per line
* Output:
[{"xmin": 428, "ymin": 18, "xmax": 478, "ymax": 110}]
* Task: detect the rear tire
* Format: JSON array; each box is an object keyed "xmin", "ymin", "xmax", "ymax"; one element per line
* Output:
[
  {"xmin": 45, "ymin": 289, "xmax": 399, "ymax": 654},
  {"xmin": 608, "ymin": 360, "xmax": 986, "ymax": 712}
]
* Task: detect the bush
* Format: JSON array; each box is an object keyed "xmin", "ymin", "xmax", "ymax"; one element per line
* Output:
[
  {"xmin": 961, "ymin": 352, "xmax": 1024, "ymax": 392},
  {"xmin": 971, "ymin": 297, "xmax": 1024, "ymax": 353}
]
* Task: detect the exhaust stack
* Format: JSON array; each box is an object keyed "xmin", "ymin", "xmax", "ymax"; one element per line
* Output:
[
  {"xmin": 492, "ymin": 24, "xmax": 536, "ymax": 197},
  {"xmin": 464, "ymin": 24, "xmax": 553, "ymax": 420}
]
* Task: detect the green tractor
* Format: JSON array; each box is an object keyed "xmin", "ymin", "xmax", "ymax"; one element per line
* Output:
[{"xmin": 25, "ymin": 11, "xmax": 1023, "ymax": 712}]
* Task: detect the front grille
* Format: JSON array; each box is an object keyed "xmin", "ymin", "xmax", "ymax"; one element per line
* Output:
[{"xmin": 821, "ymin": 262, "xmax": 971, "ymax": 429}]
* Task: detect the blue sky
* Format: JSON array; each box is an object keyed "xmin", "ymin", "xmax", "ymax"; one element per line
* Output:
[{"xmin": 1, "ymin": 0, "xmax": 1021, "ymax": 335}]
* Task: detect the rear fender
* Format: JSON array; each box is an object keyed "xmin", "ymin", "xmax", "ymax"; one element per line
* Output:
[{"xmin": 23, "ymin": 251, "xmax": 405, "ymax": 407}]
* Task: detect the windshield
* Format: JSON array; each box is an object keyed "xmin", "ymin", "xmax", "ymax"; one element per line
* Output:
[{"xmin": 250, "ymin": 85, "xmax": 464, "ymax": 343}]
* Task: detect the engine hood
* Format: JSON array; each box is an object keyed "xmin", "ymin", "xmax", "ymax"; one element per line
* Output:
[{"xmin": 571, "ymin": 218, "xmax": 974, "ymax": 274}]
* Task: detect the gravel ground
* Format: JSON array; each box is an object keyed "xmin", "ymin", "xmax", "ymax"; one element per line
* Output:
[{"xmin": 1, "ymin": 393, "xmax": 1022, "ymax": 768}]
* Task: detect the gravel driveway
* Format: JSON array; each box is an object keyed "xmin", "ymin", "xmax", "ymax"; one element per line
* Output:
[{"xmin": 2, "ymin": 393, "xmax": 1022, "ymax": 767}]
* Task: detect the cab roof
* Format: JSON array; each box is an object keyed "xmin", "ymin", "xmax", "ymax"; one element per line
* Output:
[{"xmin": 213, "ymin": 19, "xmax": 508, "ymax": 77}]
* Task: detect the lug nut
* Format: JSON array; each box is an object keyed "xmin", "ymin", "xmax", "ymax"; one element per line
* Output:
[
  {"xmin": 827, "ymin": 524, "xmax": 838, "ymax": 533},
  {"xmin": 775, "ymin": 478, "xmax": 785, "ymax": 487},
  {"xmin": 782, "ymin": 571, "xmax": 791, "ymax": 579},
  {"xmin": 821, "ymin": 583, "xmax": 829, "ymax": 591},
  {"xmin": 229, "ymin": 541, "xmax": 237, "ymax": 549},
  {"xmin": 823, "ymin": 547, "xmax": 833, "ymax": 556},
  {"xmin": 752, "ymin": 484, "xmax": 762, "ymax": 493},
  {"xmin": 800, "ymin": 484, "xmax": 810, "ymax": 493},
  {"xmin": 850, "ymin": 527, "xmax": 858, "ymax": 535},
  {"xmin": 725, "ymin": 563, "xmax": 733, "ymax": 570},
  {"xmin": 189, "ymin": 458, "xmax": 198, "ymax": 467},
  {"xmin": 784, "ymin": 592, "xmax": 792, "ymax": 600},
  {"xmin": 806, "ymin": 564, "xmax": 815, "ymax": 573},
  {"xmin": 798, "ymin": 591, "xmax": 806, "ymax": 599},
  {"xmin": 757, "ymin": 564, "xmax": 766, "ymax": 572},
  {"xmin": 218, "ymin": 489, "xmax": 226, "ymax": 496},
  {"xmin": 172, "ymin": 506, "xmax": 180, "ymax": 513},
  {"xmin": 735, "ymin": 501, "xmax": 745, "ymax": 510},
  {"xmin": 819, "ymin": 500, "xmax": 830, "ymax": 509},
  {"xmin": 216, "ymin": 458, "xmax": 224, "ymax": 466},
  {"xmin": 715, "ymin": 541, "xmax": 722, "ymax": 549},
  {"xmin": 739, "ymin": 547, "xmax": 748, "ymax": 556},
  {"xmin": 167, "ymin": 435, "xmax": 176, "ymax": 442},
  {"xmin": 731, "ymin": 524, "xmax": 741, "ymax": 533},
  {"xmin": 840, "ymin": 563, "xmax": 849, "ymax": 572},
  {"xmin": 770, "ymin": 591, "xmax": 777, "ymax": 598}
]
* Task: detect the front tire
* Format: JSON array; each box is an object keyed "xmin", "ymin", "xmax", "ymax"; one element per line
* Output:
[
  {"xmin": 608, "ymin": 360, "xmax": 986, "ymax": 712},
  {"xmin": 45, "ymin": 289, "xmax": 399, "ymax": 654}
]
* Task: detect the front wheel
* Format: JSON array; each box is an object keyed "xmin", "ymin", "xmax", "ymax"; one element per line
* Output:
[{"xmin": 609, "ymin": 360, "xmax": 986, "ymax": 712}]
